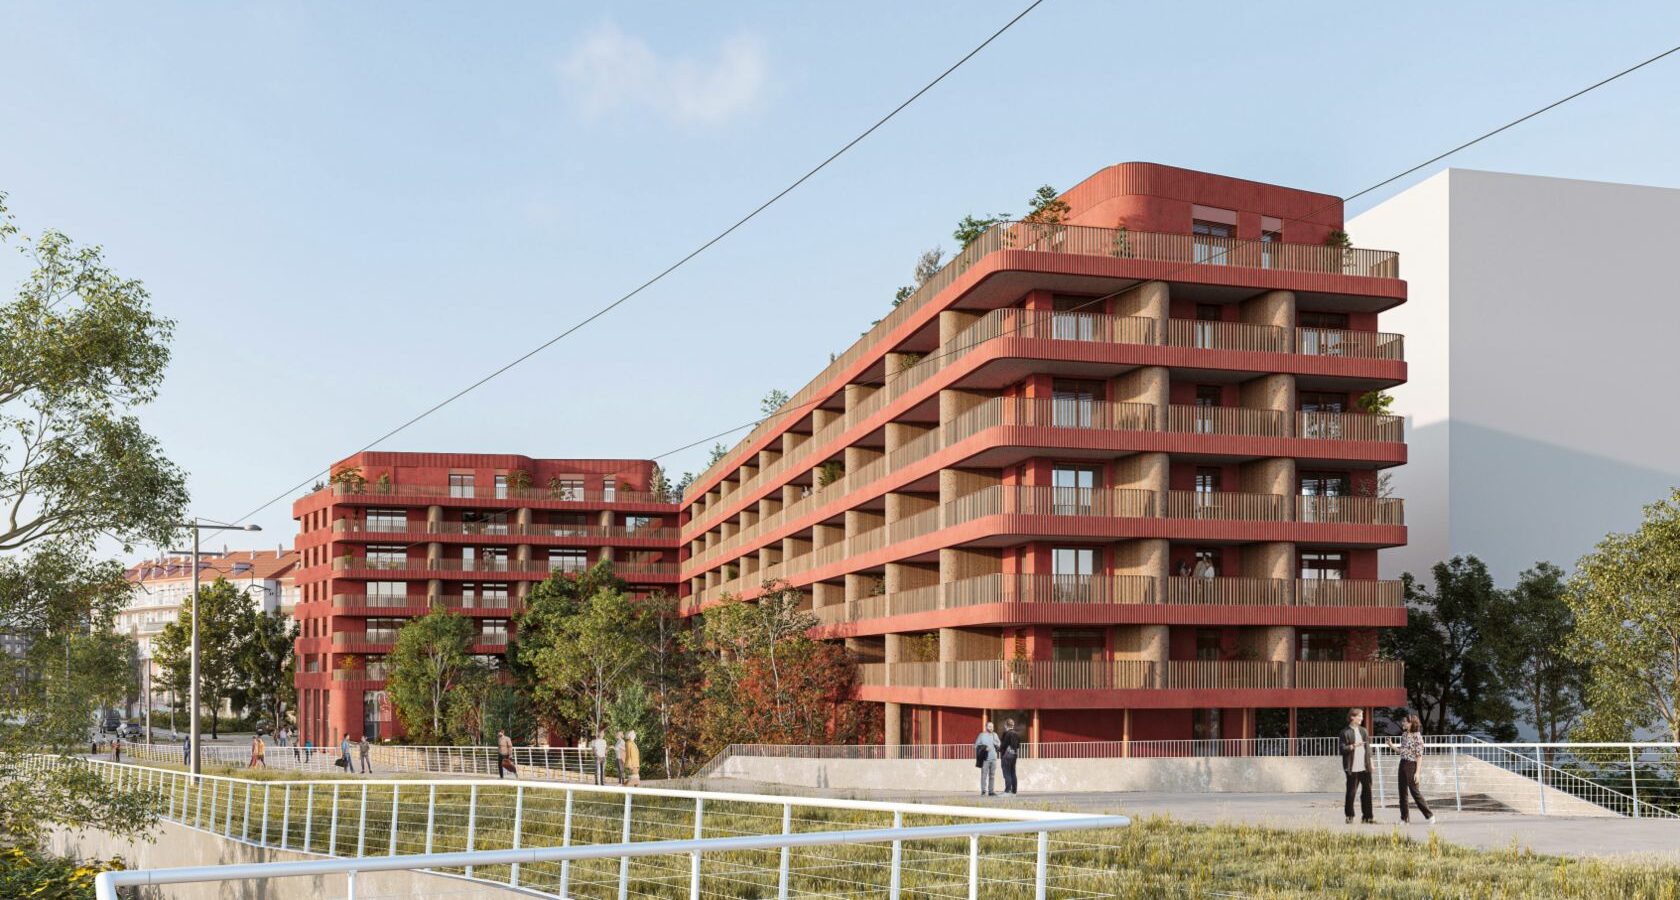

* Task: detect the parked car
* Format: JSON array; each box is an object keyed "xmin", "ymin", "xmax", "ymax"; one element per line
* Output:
[
  {"xmin": 101, "ymin": 712, "xmax": 121, "ymax": 734},
  {"xmin": 118, "ymin": 723, "xmax": 145, "ymax": 741}
]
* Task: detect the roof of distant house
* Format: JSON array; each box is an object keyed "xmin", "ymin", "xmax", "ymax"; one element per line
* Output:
[{"xmin": 126, "ymin": 549, "xmax": 298, "ymax": 585}]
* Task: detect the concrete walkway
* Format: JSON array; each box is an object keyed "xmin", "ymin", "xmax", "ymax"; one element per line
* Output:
[{"xmin": 699, "ymin": 778, "xmax": 1680, "ymax": 863}]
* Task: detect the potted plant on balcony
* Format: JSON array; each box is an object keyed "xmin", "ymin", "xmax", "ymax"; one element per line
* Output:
[
  {"xmin": 1110, "ymin": 220, "xmax": 1132, "ymax": 259},
  {"xmin": 1007, "ymin": 635, "xmax": 1031, "ymax": 688},
  {"xmin": 329, "ymin": 466, "xmax": 366, "ymax": 493},
  {"xmin": 817, "ymin": 460, "xmax": 844, "ymax": 489},
  {"xmin": 546, "ymin": 474, "xmax": 566, "ymax": 499},
  {"xmin": 374, "ymin": 472, "xmax": 393, "ymax": 494}
]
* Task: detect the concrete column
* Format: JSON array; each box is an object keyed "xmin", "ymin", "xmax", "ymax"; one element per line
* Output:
[
  {"xmin": 884, "ymin": 632, "xmax": 906, "ymax": 687},
  {"xmin": 885, "ymin": 562, "xmax": 937, "ymax": 595},
  {"xmin": 1240, "ymin": 289, "xmax": 1295, "ymax": 347},
  {"xmin": 938, "ymin": 388, "xmax": 989, "ymax": 425},
  {"xmin": 781, "ymin": 535, "xmax": 811, "ymax": 563},
  {"xmin": 515, "ymin": 507, "xmax": 533, "ymax": 533},
  {"xmin": 1113, "ymin": 624, "xmax": 1169, "ymax": 688},
  {"xmin": 1250, "ymin": 625, "xmax": 1296, "ymax": 688},
  {"xmin": 426, "ymin": 541, "xmax": 442, "ymax": 567},
  {"xmin": 782, "ymin": 431, "xmax": 810, "ymax": 455},
  {"xmin": 757, "ymin": 448, "xmax": 781, "ymax": 471},
  {"xmin": 1112, "ymin": 282, "xmax": 1169, "ymax": 343},
  {"xmin": 812, "ymin": 523, "xmax": 843, "ymax": 552},
  {"xmin": 426, "ymin": 579, "xmax": 442, "ymax": 603},
  {"xmin": 1239, "ymin": 457, "xmax": 1296, "ymax": 497},
  {"xmin": 845, "ymin": 509, "xmax": 884, "ymax": 539},
  {"xmin": 843, "ymin": 383, "xmax": 879, "ymax": 417},
  {"xmin": 844, "ymin": 445, "xmax": 882, "ymax": 476},
  {"xmin": 885, "ymin": 491, "xmax": 936, "ymax": 524},
  {"xmin": 884, "ymin": 351, "xmax": 922, "ymax": 375},
  {"xmin": 845, "ymin": 573, "xmax": 877, "ymax": 603},
  {"xmin": 1110, "ymin": 366, "xmax": 1168, "ymax": 430},
  {"xmin": 939, "ymin": 309, "xmax": 983, "ymax": 348},
  {"xmin": 885, "ymin": 421, "xmax": 933, "ymax": 455},
  {"xmin": 1112, "ymin": 538, "xmax": 1169, "ymax": 601},
  {"xmin": 939, "ymin": 547, "xmax": 1000, "ymax": 582},
  {"xmin": 1113, "ymin": 452, "xmax": 1169, "ymax": 514},
  {"xmin": 812, "ymin": 581, "xmax": 844, "ymax": 609},
  {"xmin": 884, "ymin": 702, "xmax": 902, "ymax": 748},
  {"xmin": 426, "ymin": 505, "xmax": 443, "ymax": 529}
]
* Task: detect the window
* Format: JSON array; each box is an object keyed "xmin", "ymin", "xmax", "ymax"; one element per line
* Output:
[
  {"xmin": 463, "ymin": 510, "xmax": 507, "ymax": 535},
  {"xmin": 553, "ymin": 479, "xmax": 585, "ymax": 501},
  {"xmin": 1298, "ymin": 630, "xmax": 1347, "ymax": 662},
  {"xmin": 1051, "ymin": 547, "xmax": 1095, "ymax": 601},
  {"xmin": 1260, "ymin": 229, "xmax": 1281, "ymax": 269},
  {"xmin": 365, "ymin": 545, "xmax": 407, "ymax": 569},
  {"xmin": 549, "ymin": 548, "xmax": 588, "ymax": 573},
  {"xmin": 366, "ymin": 582, "xmax": 407, "ymax": 606},
  {"xmin": 1298, "ymin": 312, "xmax": 1351, "ymax": 356},
  {"xmin": 603, "ymin": 479, "xmax": 617, "ymax": 502},
  {"xmin": 1299, "ymin": 472, "xmax": 1348, "ymax": 523},
  {"xmin": 1051, "ymin": 628, "xmax": 1105, "ymax": 664},
  {"xmin": 1195, "ymin": 629, "xmax": 1223, "ymax": 660},
  {"xmin": 1194, "ymin": 467, "xmax": 1222, "ymax": 493},
  {"xmin": 1299, "ymin": 392, "xmax": 1348, "ymax": 438},
  {"xmin": 448, "ymin": 473, "xmax": 475, "ymax": 498},
  {"xmin": 551, "ymin": 513, "xmax": 590, "ymax": 536},
  {"xmin": 1051, "ymin": 296, "xmax": 1098, "ymax": 342},
  {"xmin": 1051, "ymin": 466, "xmax": 1097, "ymax": 515},
  {"xmin": 624, "ymin": 515, "xmax": 653, "ymax": 534},
  {"xmin": 1299, "ymin": 551, "xmax": 1346, "ymax": 581},
  {"xmin": 1194, "ymin": 385, "xmax": 1222, "ymax": 433},
  {"xmin": 365, "ymin": 509, "xmax": 407, "ymax": 532},
  {"xmin": 477, "ymin": 620, "xmax": 509, "ymax": 646},
  {"xmin": 494, "ymin": 474, "xmax": 509, "ymax": 499},
  {"xmin": 1052, "ymin": 381, "xmax": 1099, "ymax": 429},
  {"xmin": 365, "ymin": 618, "xmax": 405, "ymax": 643},
  {"xmin": 1192, "ymin": 303, "xmax": 1222, "ymax": 349},
  {"xmin": 1193, "ymin": 220, "xmax": 1234, "ymax": 265},
  {"xmin": 461, "ymin": 583, "xmax": 511, "ymax": 608}
]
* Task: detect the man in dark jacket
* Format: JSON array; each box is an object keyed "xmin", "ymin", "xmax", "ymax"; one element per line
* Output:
[
  {"xmin": 999, "ymin": 718, "xmax": 1022, "ymax": 795},
  {"xmin": 1340, "ymin": 707, "xmax": 1374, "ymax": 824}
]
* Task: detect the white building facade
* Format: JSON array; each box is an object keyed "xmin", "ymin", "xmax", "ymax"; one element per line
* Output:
[{"xmin": 1349, "ymin": 169, "xmax": 1680, "ymax": 584}]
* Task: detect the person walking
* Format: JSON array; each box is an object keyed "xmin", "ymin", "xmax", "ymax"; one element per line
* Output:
[
  {"xmin": 181, "ymin": 735, "xmax": 190, "ymax": 766},
  {"xmin": 591, "ymin": 731, "xmax": 608, "ymax": 786},
  {"xmin": 112, "ymin": 737, "xmax": 122, "ymax": 764},
  {"xmin": 624, "ymin": 731, "xmax": 641, "ymax": 787},
  {"xmin": 613, "ymin": 731, "xmax": 628, "ymax": 785},
  {"xmin": 974, "ymin": 722, "xmax": 1001, "ymax": 797},
  {"xmin": 1393, "ymin": 713, "xmax": 1436, "ymax": 824},
  {"xmin": 249, "ymin": 735, "xmax": 265, "ymax": 769},
  {"xmin": 1340, "ymin": 707, "xmax": 1374, "ymax": 824},
  {"xmin": 303, "ymin": 739, "xmax": 313, "ymax": 763},
  {"xmin": 998, "ymin": 718, "xmax": 1021, "ymax": 795},
  {"xmin": 339, "ymin": 733, "xmax": 353, "ymax": 772},
  {"xmin": 358, "ymin": 735, "xmax": 372, "ymax": 774},
  {"xmin": 496, "ymin": 730, "xmax": 515, "ymax": 780}
]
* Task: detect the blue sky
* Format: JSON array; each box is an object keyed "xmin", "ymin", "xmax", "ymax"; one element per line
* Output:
[{"xmin": 3, "ymin": 2, "xmax": 1678, "ymax": 555}]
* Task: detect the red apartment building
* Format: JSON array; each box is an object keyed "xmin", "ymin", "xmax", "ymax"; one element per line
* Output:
[
  {"xmin": 678, "ymin": 163, "xmax": 1409, "ymax": 747},
  {"xmin": 291, "ymin": 452, "xmax": 679, "ymax": 744}
]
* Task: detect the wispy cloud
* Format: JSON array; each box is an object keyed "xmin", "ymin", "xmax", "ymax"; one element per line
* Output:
[{"xmin": 559, "ymin": 23, "xmax": 768, "ymax": 126}]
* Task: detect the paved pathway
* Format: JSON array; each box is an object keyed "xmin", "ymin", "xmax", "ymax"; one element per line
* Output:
[{"xmin": 699, "ymin": 778, "xmax": 1680, "ymax": 863}]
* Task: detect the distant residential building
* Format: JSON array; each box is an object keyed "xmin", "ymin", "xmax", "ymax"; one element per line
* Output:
[
  {"xmin": 120, "ymin": 549, "xmax": 298, "ymax": 717},
  {"xmin": 1349, "ymin": 169, "xmax": 1680, "ymax": 584}
]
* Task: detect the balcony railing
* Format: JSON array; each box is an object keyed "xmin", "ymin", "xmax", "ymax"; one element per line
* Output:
[
  {"xmin": 333, "ymin": 520, "xmax": 676, "ymax": 541},
  {"xmin": 1165, "ymin": 405, "xmax": 1286, "ymax": 437},
  {"xmin": 687, "ymin": 396, "xmax": 1401, "ymax": 572},
  {"xmin": 685, "ymin": 218, "xmax": 1401, "ymax": 505},
  {"xmin": 684, "ymin": 303, "xmax": 1403, "ymax": 542},
  {"xmin": 696, "ymin": 487, "xmax": 1404, "ymax": 604},
  {"xmin": 319, "ymin": 483, "xmax": 671, "ymax": 505},
  {"xmin": 857, "ymin": 658, "xmax": 1404, "ymax": 691},
  {"xmin": 333, "ymin": 557, "xmax": 678, "ymax": 577},
  {"xmin": 331, "ymin": 593, "xmax": 513, "ymax": 611},
  {"xmin": 809, "ymin": 573, "xmax": 1402, "ymax": 627}
]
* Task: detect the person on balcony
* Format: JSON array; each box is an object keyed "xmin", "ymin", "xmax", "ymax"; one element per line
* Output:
[
  {"xmin": 974, "ymin": 722, "xmax": 1001, "ymax": 797},
  {"xmin": 1341, "ymin": 708, "xmax": 1374, "ymax": 824},
  {"xmin": 1392, "ymin": 713, "xmax": 1435, "ymax": 824},
  {"xmin": 999, "ymin": 719, "xmax": 1021, "ymax": 795}
]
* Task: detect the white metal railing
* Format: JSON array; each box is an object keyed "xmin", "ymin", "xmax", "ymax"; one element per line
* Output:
[
  {"xmin": 25, "ymin": 757, "xmax": 1128, "ymax": 900},
  {"xmin": 113, "ymin": 741, "xmax": 600, "ymax": 781},
  {"xmin": 698, "ymin": 737, "xmax": 1343, "ymax": 773}
]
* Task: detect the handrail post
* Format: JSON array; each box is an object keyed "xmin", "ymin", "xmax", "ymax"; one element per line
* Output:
[
  {"xmin": 242, "ymin": 783, "xmax": 251, "ymax": 841},
  {"xmin": 388, "ymin": 785, "xmax": 400, "ymax": 855},
  {"xmin": 1630, "ymin": 746, "xmax": 1641, "ymax": 818},
  {"xmin": 281, "ymin": 785, "xmax": 291, "ymax": 850},
  {"xmin": 261, "ymin": 786, "xmax": 270, "ymax": 847},
  {"xmin": 1534, "ymin": 745, "xmax": 1547, "ymax": 815},
  {"xmin": 1451, "ymin": 746, "xmax": 1462, "ymax": 812},
  {"xmin": 357, "ymin": 784, "xmax": 368, "ymax": 857},
  {"xmin": 346, "ymin": 868, "xmax": 356, "ymax": 900},
  {"xmin": 559, "ymin": 789, "xmax": 574, "ymax": 896},
  {"xmin": 889, "ymin": 810, "xmax": 902, "ymax": 900},
  {"xmin": 968, "ymin": 833, "xmax": 979, "ymax": 900},
  {"xmin": 329, "ymin": 784, "xmax": 340, "ymax": 854},
  {"xmin": 618, "ymin": 793, "xmax": 633, "ymax": 900},
  {"xmin": 690, "ymin": 797, "xmax": 704, "ymax": 900},
  {"xmin": 777, "ymin": 801, "xmax": 792, "ymax": 900},
  {"xmin": 225, "ymin": 781, "xmax": 234, "ymax": 835},
  {"xmin": 464, "ymin": 784, "xmax": 478, "ymax": 879},
  {"xmin": 304, "ymin": 785, "xmax": 314, "ymax": 852},
  {"xmin": 424, "ymin": 785, "xmax": 436, "ymax": 854},
  {"xmin": 1034, "ymin": 830, "xmax": 1050, "ymax": 900},
  {"xmin": 510, "ymin": 785, "xmax": 525, "ymax": 886},
  {"xmin": 1373, "ymin": 745, "xmax": 1386, "ymax": 810}
]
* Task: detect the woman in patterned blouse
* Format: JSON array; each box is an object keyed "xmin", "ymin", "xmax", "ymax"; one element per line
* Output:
[{"xmin": 1394, "ymin": 712, "xmax": 1435, "ymax": 824}]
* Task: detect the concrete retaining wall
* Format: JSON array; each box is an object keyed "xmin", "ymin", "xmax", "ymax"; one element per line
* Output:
[
  {"xmin": 50, "ymin": 819, "xmax": 526, "ymax": 900},
  {"xmin": 713, "ymin": 753, "xmax": 1344, "ymax": 794}
]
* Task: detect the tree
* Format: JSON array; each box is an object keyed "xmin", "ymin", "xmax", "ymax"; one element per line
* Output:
[
  {"xmin": 1380, "ymin": 557, "xmax": 1516, "ymax": 738},
  {"xmin": 1494, "ymin": 563, "xmax": 1585, "ymax": 743},
  {"xmin": 152, "ymin": 578, "xmax": 252, "ymax": 739},
  {"xmin": 674, "ymin": 472, "xmax": 695, "ymax": 499},
  {"xmin": 641, "ymin": 592, "xmax": 697, "ymax": 777},
  {"xmin": 231, "ymin": 609, "xmax": 297, "ymax": 736},
  {"xmin": 649, "ymin": 465, "xmax": 675, "ymax": 503},
  {"xmin": 1022, "ymin": 185, "xmax": 1070, "ymax": 224},
  {"xmin": 523, "ymin": 587, "xmax": 650, "ymax": 740},
  {"xmin": 0, "ymin": 543, "xmax": 156, "ymax": 850},
  {"xmin": 759, "ymin": 390, "xmax": 790, "ymax": 418},
  {"xmin": 706, "ymin": 442, "xmax": 729, "ymax": 466},
  {"xmin": 690, "ymin": 582, "xmax": 878, "ymax": 751},
  {"xmin": 0, "ymin": 193, "xmax": 187, "ymax": 553},
  {"xmin": 1568, "ymin": 490, "xmax": 1680, "ymax": 742},
  {"xmin": 385, "ymin": 607, "xmax": 476, "ymax": 743},
  {"xmin": 954, "ymin": 213, "xmax": 1009, "ymax": 251},
  {"xmin": 508, "ymin": 561, "xmax": 631, "ymax": 736},
  {"xmin": 890, "ymin": 247, "xmax": 946, "ymax": 308}
]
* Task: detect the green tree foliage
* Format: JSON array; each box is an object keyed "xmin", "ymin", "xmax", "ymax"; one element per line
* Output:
[
  {"xmin": 674, "ymin": 472, "xmax": 695, "ymax": 499},
  {"xmin": 523, "ymin": 587, "xmax": 650, "ymax": 740},
  {"xmin": 649, "ymin": 465, "xmax": 675, "ymax": 504},
  {"xmin": 1380, "ymin": 557, "xmax": 1515, "ymax": 738},
  {"xmin": 508, "ymin": 562, "xmax": 630, "ymax": 735},
  {"xmin": 953, "ymin": 213, "xmax": 1009, "ymax": 250},
  {"xmin": 641, "ymin": 592, "xmax": 695, "ymax": 778},
  {"xmin": 1022, "ymin": 185, "xmax": 1070, "ymax": 224},
  {"xmin": 759, "ymin": 389, "xmax": 790, "ymax": 418},
  {"xmin": 689, "ymin": 582, "xmax": 877, "ymax": 752},
  {"xmin": 231, "ymin": 609, "xmax": 297, "ymax": 736},
  {"xmin": 385, "ymin": 607, "xmax": 476, "ymax": 743},
  {"xmin": 152, "ymin": 578, "xmax": 251, "ymax": 739},
  {"xmin": 1499, "ymin": 562, "xmax": 1585, "ymax": 742},
  {"xmin": 1357, "ymin": 390, "xmax": 1394, "ymax": 415},
  {"xmin": 1568, "ymin": 489, "xmax": 1680, "ymax": 742},
  {"xmin": 0, "ymin": 193, "xmax": 187, "ymax": 553},
  {"xmin": 706, "ymin": 442, "xmax": 729, "ymax": 466}
]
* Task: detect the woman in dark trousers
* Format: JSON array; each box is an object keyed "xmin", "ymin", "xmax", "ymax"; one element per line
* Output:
[{"xmin": 1394, "ymin": 713, "xmax": 1436, "ymax": 824}]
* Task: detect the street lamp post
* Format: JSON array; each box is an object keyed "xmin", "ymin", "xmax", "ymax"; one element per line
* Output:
[{"xmin": 183, "ymin": 519, "xmax": 261, "ymax": 775}]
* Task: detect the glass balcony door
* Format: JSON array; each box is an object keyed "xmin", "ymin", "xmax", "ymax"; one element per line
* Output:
[{"xmin": 1051, "ymin": 466, "xmax": 1097, "ymax": 516}]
